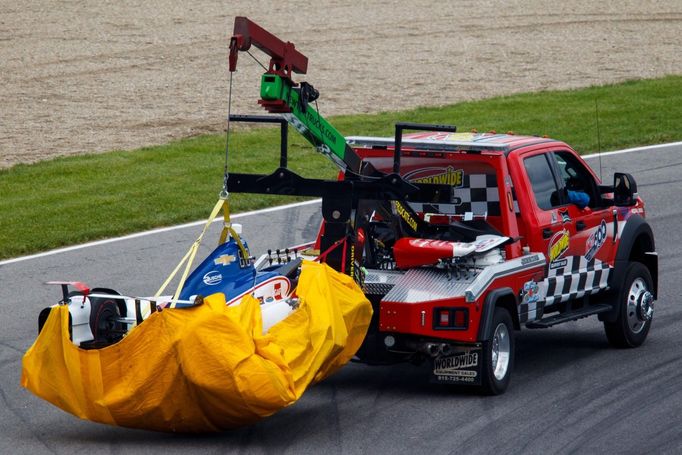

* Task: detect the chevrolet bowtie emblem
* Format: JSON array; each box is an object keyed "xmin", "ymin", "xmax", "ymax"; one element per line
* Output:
[{"xmin": 214, "ymin": 254, "xmax": 236, "ymax": 266}]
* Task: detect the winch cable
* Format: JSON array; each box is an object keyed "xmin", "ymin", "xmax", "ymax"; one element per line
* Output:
[
  {"xmin": 218, "ymin": 68, "xmax": 248, "ymax": 258},
  {"xmin": 222, "ymin": 70, "xmax": 234, "ymax": 198},
  {"xmin": 155, "ymin": 68, "xmax": 249, "ymax": 310}
]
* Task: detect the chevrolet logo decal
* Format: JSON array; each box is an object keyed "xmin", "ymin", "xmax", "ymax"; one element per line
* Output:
[{"xmin": 214, "ymin": 254, "xmax": 236, "ymax": 266}]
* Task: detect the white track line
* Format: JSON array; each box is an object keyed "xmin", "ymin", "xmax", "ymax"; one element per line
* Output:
[
  {"xmin": 1, "ymin": 141, "xmax": 679, "ymax": 267},
  {"xmin": 0, "ymin": 198, "xmax": 321, "ymax": 266},
  {"xmin": 583, "ymin": 140, "xmax": 682, "ymax": 159}
]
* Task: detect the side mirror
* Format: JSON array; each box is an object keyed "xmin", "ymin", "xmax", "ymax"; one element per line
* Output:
[{"xmin": 614, "ymin": 172, "xmax": 638, "ymax": 206}]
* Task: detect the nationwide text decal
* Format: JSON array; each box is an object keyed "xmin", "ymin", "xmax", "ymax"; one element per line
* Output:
[{"xmin": 404, "ymin": 166, "xmax": 464, "ymax": 187}]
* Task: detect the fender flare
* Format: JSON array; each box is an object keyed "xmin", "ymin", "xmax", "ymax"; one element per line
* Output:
[
  {"xmin": 599, "ymin": 214, "xmax": 657, "ymax": 323},
  {"xmin": 610, "ymin": 214, "xmax": 657, "ymax": 296},
  {"xmin": 477, "ymin": 288, "xmax": 519, "ymax": 341}
]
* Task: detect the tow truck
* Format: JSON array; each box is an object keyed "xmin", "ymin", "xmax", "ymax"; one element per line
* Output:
[{"xmin": 225, "ymin": 17, "xmax": 658, "ymax": 394}]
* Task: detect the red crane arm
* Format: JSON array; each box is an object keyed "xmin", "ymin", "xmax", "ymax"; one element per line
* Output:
[{"xmin": 229, "ymin": 16, "xmax": 308, "ymax": 78}]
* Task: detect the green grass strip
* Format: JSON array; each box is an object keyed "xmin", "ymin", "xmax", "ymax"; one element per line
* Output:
[{"xmin": 1, "ymin": 75, "xmax": 680, "ymax": 260}]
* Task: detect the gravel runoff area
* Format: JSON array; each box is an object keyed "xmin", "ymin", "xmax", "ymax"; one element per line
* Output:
[{"xmin": 1, "ymin": 0, "xmax": 680, "ymax": 168}]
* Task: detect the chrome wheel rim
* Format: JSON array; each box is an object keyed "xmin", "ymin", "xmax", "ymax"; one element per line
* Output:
[
  {"xmin": 627, "ymin": 277, "xmax": 654, "ymax": 334},
  {"xmin": 491, "ymin": 322, "xmax": 510, "ymax": 381}
]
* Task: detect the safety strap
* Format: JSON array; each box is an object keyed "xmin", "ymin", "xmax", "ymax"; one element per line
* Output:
[
  {"xmin": 218, "ymin": 197, "xmax": 249, "ymax": 260},
  {"xmin": 155, "ymin": 197, "xmax": 249, "ymax": 309}
]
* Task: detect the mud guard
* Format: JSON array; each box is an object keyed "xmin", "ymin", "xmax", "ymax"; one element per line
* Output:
[{"xmin": 431, "ymin": 343, "xmax": 483, "ymax": 386}]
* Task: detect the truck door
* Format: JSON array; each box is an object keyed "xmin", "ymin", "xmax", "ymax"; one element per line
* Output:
[
  {"xmin": 546, "ymin": 149, "xmax": 615, "ymax": 293},
  {"xmin": 521, "ymin": 150, "xmax": 612, "ymax": 311}
]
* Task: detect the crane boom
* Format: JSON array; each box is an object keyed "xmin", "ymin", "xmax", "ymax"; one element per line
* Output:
[{"xmin": 229, "ymin": 17, "xmax": 362, "ymax": 173}]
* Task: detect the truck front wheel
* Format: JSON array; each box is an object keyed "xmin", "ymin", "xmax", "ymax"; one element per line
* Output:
[
  {"xmin": 481, "ymin": 307, "xmax": 514, "ymax": 395},
  {"xmin": 604, "ymin": 262, "xmax": 654, "ymax": 348}
]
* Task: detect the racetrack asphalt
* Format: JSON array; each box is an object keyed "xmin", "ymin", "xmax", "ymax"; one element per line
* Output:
[{"xmin": 1, "ymin": 144, "xmax": 681, "ymax": 454}]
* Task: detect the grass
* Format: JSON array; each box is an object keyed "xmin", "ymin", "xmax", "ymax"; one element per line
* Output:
[{"xmin": 1, "ymin": 75, "xmax": 681, "ymax": 260}]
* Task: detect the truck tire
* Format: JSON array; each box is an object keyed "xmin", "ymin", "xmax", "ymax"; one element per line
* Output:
[
  {"xmin": 604, "ymin": 262, "xmax": 654, "ymax": 348},
  {"xmin": 480, "ymin": 307, "xmax": 514, "ymax": 395}
]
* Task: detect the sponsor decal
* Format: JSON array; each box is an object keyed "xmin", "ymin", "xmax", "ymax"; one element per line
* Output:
[
  {"xmin": 550, "ymin": 211, "xmax": 558, "ymax": 224},
  {"xmin": 300, "ymin": 107, "xmax": 338, "ymax": 146},
  {"xmin": 393, "ymin": 201, "xmax": 418, "ymax": 232},
  {"xmin": 213, "ymin": 254, "xmax": 236, "ymax": 266},
  {"xmin": 404, "ymin": 166, "xmax": 464, "ymax": 187},
  {"xmin": 284, "ymin": 114, "xmax": 345, "ymax": 168},
  {"xmin": 616, "ymin": 206, "xmax": 644, "ymax": 223},
  {"xmin": 549, "ymin": 258, "xmax": 568, "ymax": 269},
  {"xmin": 412, "ymin": 132, "xmax": 476, "ymax": 142},
  {"xmin": 521, "ymin": 254, "xmax": 540, "ymax": 265},
  {"xmin": 473, "ymin": 236, "xmax": 507, "ymax": 252},
  {"xmin": 585, "ymin": 219, "xmax": 608, "ymax": 262},
  {"xmin": 444, "ymin": 132, "xmax": 476, "ymax": 142},
  {"xmin": 433, "ymin": 349, "xmax": 481, "ymax": 384},
  {"xmin": 408, "ymin": 238, "xmax": 458, "ymax": 255},
  {"xmin": 548, "ymin": 229, "xmax": 570, "ymax": 264},
  {"xmin": 202, "ymin": 271, "xmax": 223, "ymax": 286},
  {"xmin": 559, "ymin": 209, "xmax": 572, "ymax": 224},
  {"xmin": 520, "ymin": 280, "xmax": 541, "ymax": 304},
  {"xmin": 434, "ymin": 352, "xmax": 478, "ymax": 373},
  {"xmin": 349, "ymin": 244, "xmax": 364, "ymax": 286}
]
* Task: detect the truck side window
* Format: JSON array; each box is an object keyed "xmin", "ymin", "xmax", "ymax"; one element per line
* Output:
[
  {"xmin": 524, "ymin": 154, "xmax": 560, "ymax": 210},
  {"xmin": 552, "ymin": 151, "xmax": 598, "ymax": 208}
]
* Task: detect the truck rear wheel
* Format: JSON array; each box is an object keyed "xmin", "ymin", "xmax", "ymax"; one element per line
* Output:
[
  {"xmin": 604, "ymin": 262, "xmax": 654, "ymax": 348},
  {"xmin": 480, "ymin": 307, "xmax": 514, "ymax": 395}
]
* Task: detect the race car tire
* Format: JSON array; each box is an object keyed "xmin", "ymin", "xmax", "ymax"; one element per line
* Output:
[
  {"xmin": 604, "ymin": 262, "xmax": 654, "ymax": 348},
  {"xmin": 480, "ymin": 307, "xmax": 514, "ymax": 395},
  {"xmin": 86, "ymin": 288, "xmax": 127, "ymax": 347}
]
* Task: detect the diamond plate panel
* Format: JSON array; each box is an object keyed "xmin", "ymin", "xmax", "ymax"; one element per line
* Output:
[
  {"xmin": 383, "ymin": 268, "xmax": 477, "ymax": 303},
  {"xmin": 362, "ymin": 269, "xmax": 405, "ymax": 295}
]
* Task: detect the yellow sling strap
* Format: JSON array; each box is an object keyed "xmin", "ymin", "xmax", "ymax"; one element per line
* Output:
[
  {"xmin": 154, "ymin": 198, "xmax": 226, "ymax": 308},
  {"xmin": 155, "ymin": 195, "xmax": 252, "ymax": 309},
  {"xmin": 218, "ymin": 197, "xmax": 249, "ymax": 262}
]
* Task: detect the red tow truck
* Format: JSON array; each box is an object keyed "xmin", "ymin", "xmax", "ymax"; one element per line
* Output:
[
  {"xmin": 339, "ymin": 130, "xmax": 657, "ymax": 394},
  {"xmin": 224, "ymin": 17, "xmax": 658, "ymax": 394}
]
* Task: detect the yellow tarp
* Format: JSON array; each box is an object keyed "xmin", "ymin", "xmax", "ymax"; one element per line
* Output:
[{"xmin": 21, "ymin": 261, "xmax": 372, "ymax": 432}]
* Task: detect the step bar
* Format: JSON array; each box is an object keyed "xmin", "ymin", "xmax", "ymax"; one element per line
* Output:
[{"xmin": 525, "ymin": 304, "xmax": 612, "ymax": 329}]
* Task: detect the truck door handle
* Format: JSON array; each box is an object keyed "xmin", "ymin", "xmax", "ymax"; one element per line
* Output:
[
  {"xmin": 576, "ymin": 221, "xmax": 586, "ymax": 231},
  {"xmin": 543, "ymin": 228, "xmax": 553, "ymax": 239}
]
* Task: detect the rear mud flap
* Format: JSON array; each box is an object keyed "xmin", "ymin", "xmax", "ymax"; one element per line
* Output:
[{"xmin": 430, "ymin": 343, "xmax": 482, "ymax": 386}]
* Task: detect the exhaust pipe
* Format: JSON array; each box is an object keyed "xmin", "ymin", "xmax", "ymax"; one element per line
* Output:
[
  {"xmin": 424, "ymin": 343, "xmax": 440, "ymax": 357},
  {"xmin": 404, "ymin": 340, "xmax": 454, "ymax": 358}
]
